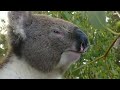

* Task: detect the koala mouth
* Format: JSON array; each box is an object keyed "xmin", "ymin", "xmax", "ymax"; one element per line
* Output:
[
  {"xmin": 64, "ymin": 44, "xmax": 87, "ymax": 61},
  {"xmin": 67, "ymin": 44, "xmax": 87, "ymax": 54},
  {"xmin": 61, "ymin": 51, "xmax": 81, "ymax": 64}
]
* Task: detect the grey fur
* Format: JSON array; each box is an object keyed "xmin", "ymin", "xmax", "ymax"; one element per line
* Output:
[{"xmin": 7, "ymin": 11, "xmax": 89, "ymax": 75}]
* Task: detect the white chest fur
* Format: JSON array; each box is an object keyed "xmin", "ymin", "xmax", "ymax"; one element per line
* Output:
[{"xmin": 0, "ymin": 55, "xmax": 62, "ymax": 79}]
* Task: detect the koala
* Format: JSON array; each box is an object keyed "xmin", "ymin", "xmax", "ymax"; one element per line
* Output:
[{"xmin": 0, "ymin": 11, "xmax": 89, "ymax": 79}]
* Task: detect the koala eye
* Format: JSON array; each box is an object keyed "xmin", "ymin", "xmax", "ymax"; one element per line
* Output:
[{"xmin": 53, "ymin": 30, "xmax": 61, "ymax": 34}]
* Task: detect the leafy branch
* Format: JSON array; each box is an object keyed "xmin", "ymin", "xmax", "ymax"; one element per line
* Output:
[
  {"xmin": 72, "ymin": 34, "xmax": 120, "ymax": 73},
  {"xmin": 87, "ymin": 11, "xmax": 120, "ymax": 35},
  {"xmin": 71, "ymin": 11, "xmax": 120, "ymax": 73}
]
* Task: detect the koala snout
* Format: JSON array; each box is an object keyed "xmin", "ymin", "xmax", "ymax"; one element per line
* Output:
[{"xmin": 74, "ymin": 29, "xmax": 89, "ymax": 53}]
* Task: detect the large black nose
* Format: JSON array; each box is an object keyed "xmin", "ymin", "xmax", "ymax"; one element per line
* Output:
[{"xmin": 74, "ymin": 29, "xmax": 89, "ymax": 53}]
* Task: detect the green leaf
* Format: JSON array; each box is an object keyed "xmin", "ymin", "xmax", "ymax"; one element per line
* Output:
[
  {"xmin": 62, "ymin": 12, "xmax": 72, "ymax": 20},
  {"xmin": 87, "ymin": 11, "xmax": 107, "ymax": 30}
]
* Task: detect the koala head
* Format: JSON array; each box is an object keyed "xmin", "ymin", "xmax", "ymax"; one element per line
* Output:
[{"xmin": 7, "ymin": 11, "xmax": 89, "ymax": 74}]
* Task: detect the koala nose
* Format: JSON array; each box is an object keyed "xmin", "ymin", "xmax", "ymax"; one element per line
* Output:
[{"xmin": 75, "ymin": 29, "xmax": 89, "ymax": 53}]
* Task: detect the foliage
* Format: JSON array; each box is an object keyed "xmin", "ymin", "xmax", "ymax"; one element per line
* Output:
[
  {"xmin": 0, "ymin": 20, "xmax": 8, "ymax": 59},
  {"xmin": 0, "ymin": 11, "xmax": 120, "ymax": 79}
]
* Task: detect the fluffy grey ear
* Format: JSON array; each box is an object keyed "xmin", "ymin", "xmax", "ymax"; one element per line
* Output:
[
  {"xmin": 8, "ymin": 11, "xmax": 31, "ymax": 26},
  {"xmin": 8, "ymin": 11, "xmax": 31, "ymax": 39}
]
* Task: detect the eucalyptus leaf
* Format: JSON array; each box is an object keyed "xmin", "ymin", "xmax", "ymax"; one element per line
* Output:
[
  {"xmin": 62, "ymin": 11, "xmax": 72, "ymax": 20},
  {"xmin": 87, "ymin": 11, "xmax": 107, "ymax": 30}
]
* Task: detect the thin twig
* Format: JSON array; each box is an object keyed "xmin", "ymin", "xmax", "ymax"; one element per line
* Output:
[{"xmin": 103, "ymin": 35, "xmax": 120, "ymax": 59}]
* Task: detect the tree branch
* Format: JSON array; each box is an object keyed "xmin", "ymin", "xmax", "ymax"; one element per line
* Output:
[{"xmin": 72, "ymin": 35, "xmax": 120, "ymax": 73}]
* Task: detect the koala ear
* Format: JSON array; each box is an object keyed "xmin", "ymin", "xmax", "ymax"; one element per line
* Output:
[
  {"xmin": 8, "ymin": 11, "xmax": 31, "ymax": 27},
  {"xmin": 7, "ymin": 11, "xmax": 32, "ymax": 56},
  {"xmin": 8, "ymin": 11, "xmax": 32, "ymax": 39}
]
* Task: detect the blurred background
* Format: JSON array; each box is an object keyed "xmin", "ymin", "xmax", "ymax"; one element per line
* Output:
[{"xmin": 0, "ymin": 11, "xmax": 120, "ymax": 79}]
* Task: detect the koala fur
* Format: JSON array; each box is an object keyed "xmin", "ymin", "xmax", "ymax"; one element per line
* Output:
[{"xmin": 0, "ymin": 11, "xmax": 89, "ymax": 79}]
